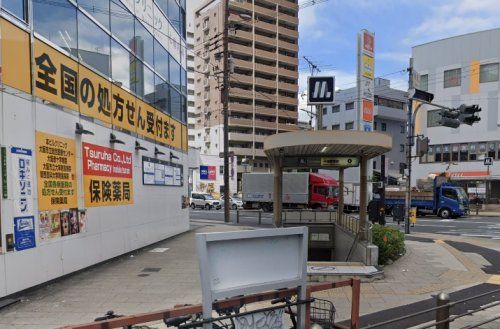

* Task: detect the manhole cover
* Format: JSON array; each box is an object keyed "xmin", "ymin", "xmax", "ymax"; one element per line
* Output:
[{"xmin": 142, "ymin": 268, "xmax": 162, "ymax": 273}]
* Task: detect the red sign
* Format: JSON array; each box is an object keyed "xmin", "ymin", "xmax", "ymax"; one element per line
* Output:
[
  {"xmin": 363, "ymin": 31, "xmax": 374, "ymax": 54},
  {"xmin": 208, "ymin": 166, "xmax": 217, "ymax": 180},
  {"xmin": 362, "ymin": 99, "xmax": 374, "ymax": 122},
  {"xmin": 439, "ymin": 171, "xmax": 490, "ymax": 179},
  {"xmin": 82, "ymin": 142, "xmax": 133, "ymax": 179}
]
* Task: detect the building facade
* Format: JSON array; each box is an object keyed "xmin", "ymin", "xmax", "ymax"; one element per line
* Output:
[
  {"xmin": 192, "ymin": 0, "xmax": 300, "ymax": 191},
  {"xmin": 412, "ymin": 29, "xmax": 500, "ymax": 201},
  {"xmin": 321, "ymin": 78, "xmax": 408, "ymax": 183},
  {"xmin": 0, "ymin": 0, "xmax": 188, "ymax": 297}
]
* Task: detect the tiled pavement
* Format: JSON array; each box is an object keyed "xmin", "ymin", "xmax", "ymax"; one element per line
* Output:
[{"xmin": 0, "ymin": 222, "xmax": 498, "ymax": 328}]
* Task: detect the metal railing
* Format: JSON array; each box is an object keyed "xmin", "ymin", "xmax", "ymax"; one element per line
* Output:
[
  {"xmin": 361, "ymin": 288, "xmax": 500, "ymax": 329},
  {"xmin": 59, "ymin": 279, "xmax": 362, "ymax": 329}
]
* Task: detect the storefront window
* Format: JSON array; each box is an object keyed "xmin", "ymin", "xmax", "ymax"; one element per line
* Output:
[
  {"xmin": 111, "ymin": 39, "xmax": 132, "ymax": 90},
  {"xmin": 170, "ymin": 86, "xmax": 182, "ymax": 121},
  {"xmin": 34, "ymin": 0, "xmax": 78, "ymax": 57},
  {"xmin": 79, "ymin": 0, "xmax": 110, "ymax": 30},
  {"xmin": 110, "ymin": 0, "xmax": 134, "ymax": 49},
  {"xmin": 469, "ymin": 143, "xmax": 477, "ymax": 161},
  {"xmin": 435, "ymin": 145, "xmax": 442, "ymax": 163},
  {"xmin": 442, "ymin": 144, "xmax": 450, "ymax": 162},
  {"xmin": 451, "ymin": 144, "xmax": 459, "ymax": 162},
  {"xmin": 427, "ymin": 146, "xmax": 435, "ymax": 163},
  {"xmin": 478, "ymin": 143, "xmax": 487, "ymax": 160},
  {"xmin": 488, "ymin": 142, "xmax": 496, "ymax": 159},
  {"xmin": 78, "ymin": 11, "xmax": 111, "ymax": 77},
  {"xmin": 134, "ymin": 19, "xmax": 155, "ymax": 67}
]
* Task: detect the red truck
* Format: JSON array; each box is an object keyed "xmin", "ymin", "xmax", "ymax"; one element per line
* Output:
[{"xmin": 242, "ymin": 172, "xmax": 339, "ymax": 211}]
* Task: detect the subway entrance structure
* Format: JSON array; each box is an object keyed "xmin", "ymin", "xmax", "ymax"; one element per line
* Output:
[{"xmin": 264, "ymin": 130, "xmax": 392, "ymax": 240}]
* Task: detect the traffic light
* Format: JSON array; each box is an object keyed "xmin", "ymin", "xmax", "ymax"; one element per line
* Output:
[
  {"xmin": 417, "ymin": 137, "xmax": 430, "ymax": 157},
  {"xmin": 438, "ymin": 109, "xmax": 460, "ymax": 128},
  {"xmin": 458, "ymin": 104, "xmax": 481, "ymax": 125},
  {"xmin": 409, "ymin": 88, "xmax": 434, "ymax": 103}
]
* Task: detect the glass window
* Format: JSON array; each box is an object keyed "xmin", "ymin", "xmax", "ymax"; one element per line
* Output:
[
  {"xmin": 374, "ymin": 122, "xmax": 378, "ymax": 130},
  {"xmin": 443, "ymin": 189, "xmax": 458, "ymax": 200},
  {"xmin": 420, "ymin": 74, "xmax": 428, "ymax": 91},
  {"xmin": 381, "ymin": 122, "xmax": 387, "ymax": 131},
  {"xmin": 154, "ymin": 40, "xmax": 169, "ymax": 80},
  {"xmin": 168, "ymin": 0, "xmax": 180, "ymax": 32},
  {"xmin": 332, "ymin": 105, "xmax": 340, "ymax": 113},
  {"xmin": 427, "ymin": 145, "xmax": 435, "ymax": 163},
  {"xmin": 345, "ymin": 122, "xmax": 354, "ymax": 130},
  {"xmin": 400, "ymin": 144, "xmax": 404, "ymax": 152},
  {"xmin": 442, "ymin": 144, "xmax": 450, "ymax": 162},
  {"xmin": 323, "ymin": 107, "xmax": 328, "ymax": 115},
  {"xmin": 170, "ymin": 86, "xmax": 182, "ymax": 121},
  {"xmin": 444, "ymin": 68, "xmax": 461, "ymax": 88},
  {"xmin": 478, "ymin": 142, "xmax": 487, "ymax": 159},
  {"xmin": 435, "ymin": 145, "xmax": 442, "ymax": 163},
  {"xmin": 133, "ymin": 60, "xmax": 155, "ymax": 100},
  {"xmin": 331, "ymin": 124, "xmax": 340, "ymax": 130},
  {"xmin": 34, "ymin": 0, "xmax": 77, "ymax": 56},
  {"xmin": 345, "ymin": 102, "xmax": 354, "ymax": 110},
  {"xmin": 111, "ymin": 39, "xmax": 132, "ymax": 90},
  {"xmin": 469, "ymin": 143, "xmax": 477, "ymax": 161},
  {"xmin": 78, "ymin": 11, "xmax": 110, "ymax": 77},
  {"xmin": 78, "ymin": 0, "xmax": 109, "ymax": 30},
  {"xmin": 488, "ymin": 142, "xmax": 496, "ymax": 159},
  {"xmin": 480, "ymin": 63, "xmax": 499, "ymax": 83},
  {"xmin": 459, "ymin": 144, "xmax": 468, "ymax": 162},
  {"xmin": 452, "ymin": 144, "xmax": 459, "ymax": 162},
  {"xmin": 427, "ymin": 110, "xmax": 442, "ymax": 127},
  {"xmin": 2, "ymin": 0, "xmax": 27, "ymax": 22},
  {"xmin": 181, "ymin": 96, "xmax": 187, "ymax": 122},
  {"xmin": 134, "ymin": 19, "xmax": 154, "ymax": 67},
  {"xmin": 157, "ymin": 0, "xmax": 168, "ymax": 16},
  {"xmin": 169, "ymin": 55, "xmax": 181, "ymax": 90},
  {"xmin": 110, "ymin": 0, "xmax": 134, "ymax": 48},
  {"xmin": 181, "ymin": 68, "xmax": 187, "ymax": 94},
  {"xmin": 154, "ymin": 74, "xmax": 169, "ymax": 113}
]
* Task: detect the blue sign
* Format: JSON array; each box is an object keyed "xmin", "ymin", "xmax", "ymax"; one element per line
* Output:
[
  {"xmin": 200, "ymin": 166, "xmax": 209, "ymax": 180},
  {"xmin": 363, "ymin": 124, "xmax": 372, "ymax": 132},
  {"xmin": 14, "ymin": 216, "xmax": 36, "ymax": 251}
]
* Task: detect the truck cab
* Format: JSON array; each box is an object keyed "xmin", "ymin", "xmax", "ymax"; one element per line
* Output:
[
  {"xmin": 435, "ymin": 183, "xmax": 469, "ymax": 218},
  {"xmin": 308, "ymin": 173, "xmax": 339, "ymax": 209}
]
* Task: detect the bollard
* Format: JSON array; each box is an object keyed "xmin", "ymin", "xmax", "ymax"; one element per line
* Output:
[
  {"xmin": 436, "ymin": 292, "xmax": 450, "ymax": 329},
  {"xmin": 258, "ymin": 211, "xmax": 262, "ymax": 225}
]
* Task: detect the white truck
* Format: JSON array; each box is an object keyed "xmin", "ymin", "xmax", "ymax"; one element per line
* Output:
[{"xmin": 242, "ymin": 172, "xmax": 338, "ymax": 211}]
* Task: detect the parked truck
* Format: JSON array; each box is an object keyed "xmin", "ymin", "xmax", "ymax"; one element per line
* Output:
[
  {"xmin": 384, "ymin": 177, "xmax": 469, "ymax": 219},
  {"xmin": 242, "ymin": 172, "xmax": 339, "ymax": 211}
]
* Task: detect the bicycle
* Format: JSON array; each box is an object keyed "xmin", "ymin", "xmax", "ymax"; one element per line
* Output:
[
  {"xmin": 164, "ymin": 304, "xmax": 240, "ymax": 328},
  {"xmin": 94, "ymin": 310, "xmax": 157, "ymax": 329},
  {"xmin": 271, "ymin": 297, "xmax": 336, "ymax": 329}
]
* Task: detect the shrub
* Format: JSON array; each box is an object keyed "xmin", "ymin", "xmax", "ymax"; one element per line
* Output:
[{"xmin": 372, "ymin": 224, "xmax": 405, "ymax": 265}]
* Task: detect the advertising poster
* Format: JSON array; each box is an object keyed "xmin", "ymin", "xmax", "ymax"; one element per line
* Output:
[
  {"xmin": 14, "ymin": 216, "xmax": 36, "ymax": 251},
  {"xmin": 200, "ymin": 166, "xmax": 216, "ymax": 180},
  {"xmin": 362, "ymin": 54, "xmax": 374, "ymax": 79},
  {"xmin": 83, "ymin": 142, "xmax": 134, "ymax": 207},
  {"xmin": 142, "ymin": 156, "xmax": 183, "ymax": 186},
  {"xmin": 362, "ymin": 100, "xmax": 374, "ymax": 122},
  {"xmin": 11, "ymin": 147, "xmax": 34, "ymax": 217},
  {"xmin": 36, "ymin": 131, "xmax": 78, "ymax": 210}
]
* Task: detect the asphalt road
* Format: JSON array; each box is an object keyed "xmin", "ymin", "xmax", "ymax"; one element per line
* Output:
[{"xmin": 190, "ymin": 209, "xmax": 500, "ymax": 239}]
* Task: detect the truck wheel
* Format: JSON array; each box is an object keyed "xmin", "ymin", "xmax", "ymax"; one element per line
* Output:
[
  {"xmin": 190, "ymin": 203, "xmax": 196, "ymax": 210},
  {"xmin": 439, "ymin": 208, "xmax": 451, "ymax": 219}
]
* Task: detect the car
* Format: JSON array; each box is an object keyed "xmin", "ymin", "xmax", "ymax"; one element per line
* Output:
[
  {"xmin": 190, "ymin": 193, "xmax": 221, "ymax": 210},
  {"xmin": 219, "ymin": 195, "xmax": 244, "ymax": 210}
]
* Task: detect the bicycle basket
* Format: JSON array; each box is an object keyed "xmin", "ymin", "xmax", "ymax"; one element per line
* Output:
[{"xmin": 310, "ymin": 298, "xmax": 336, "ymax": 329}]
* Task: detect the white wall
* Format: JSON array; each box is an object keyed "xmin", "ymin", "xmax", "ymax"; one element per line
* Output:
[
  {"xmin": 0, "ymin": 92, "xmax": 189, "ymax": 297},
  {"xmin": 192, "ymin": 153, "xmax": 237, "ymax": 196}
]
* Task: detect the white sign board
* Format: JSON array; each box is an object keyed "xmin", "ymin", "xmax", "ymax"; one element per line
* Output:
[
  {"xmin": 196, "ymin": 227, "xmax": 308, "ymax": 329},
  {"xmin": 357, "ymin": 29, "xmax": 375, "ymax": 132},
  {"xmin": 11, "ymin": 147, "xmax": 34, "ymax": 217}
]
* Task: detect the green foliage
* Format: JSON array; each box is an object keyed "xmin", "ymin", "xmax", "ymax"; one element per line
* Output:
[{"xmin": 372, "ymin": 224, "xmax": 406, "ymax": 265}]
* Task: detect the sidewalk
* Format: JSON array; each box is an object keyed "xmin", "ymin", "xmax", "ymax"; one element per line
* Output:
[{"xmin": 0, "ymin": 222, "xmax": 498, "ymax": 328}]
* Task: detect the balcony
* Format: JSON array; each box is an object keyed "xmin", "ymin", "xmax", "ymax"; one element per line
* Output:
[
  {"xmin": 278, "ymin": 53, "xmax": 297, "ymax": 66},
  {"xmin": 278, "ymin": 96, "xmax": 297, "ymax": 106},
  {"xmin": 231, "ymin": 30, "xmax": 253, "ymax": 43},
  {"xmin": 229, "ymin": 43, "xmax": 252, "ymax": 56},
  {"xmin": 278, "ymin": 25, "xmax": 298, "ymax": 39},
  {"xmin": 278, "ymin": 67, "xmax": 298, "ymax": 79},
  {"xmin": 277, "ymin": 0, "xmax": 299, "ymax": 11},
  {"xmin": 229, "ymin": 132, "xmax": 257, "ymax": 142},
  {"xmin": 229, "ymin": 147, "xmax": 254, "ymax": 157},
  {"xmin": 253, "ymin": 4, "xmax": 277, "ymax": 19},
  {"xmin": 230, "ymin": 102, "xmax": 253, "ymax": 114},
  {"xmin": 233, "ymin": 58, "xmax": 253, "ymax": 70},
  {"xmin": 255, "ymin": 48, "xmax": 277, "ymax": 61},
  {"xmin": 278, "ymin": 39, "xmax": 298, "ymax": 53},
  {"xmin": 255, "ymin": 33, "xmax": 277, "ymax": 48},
  {"xmin": 278, "ymin": 81, "xmax": 297, "ymax": 93},
  {"xmin": 278, "ymin": 123, "xmax": 300, "ymax": 131},
  {"xmin": 255, "ymin": 62, "xmax": 278, "ymax": 75},
  {"xmin": 255, "ymin": 91, "xmax": 277, "ymax": 103},
  {"xmin": 231, "ymin": 73, "xmax": 253, "ymax": 85},
  {"xmin": 278, "ymin": 11, "xmax": 298, "ymax": 25},
  {"xmin": 229, "ymin": 117, "xmax": 277, "ymax": 130},
  {"xmin": 230, "ymin": 87, "xmax": 253, "ymax": 100},
  {"xmin": 255, "ymin": 76, "xmax": 276, "ymax": 89}
]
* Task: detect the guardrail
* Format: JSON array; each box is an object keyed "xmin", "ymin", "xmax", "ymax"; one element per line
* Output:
[
  {"xmin": 235, "ymin": 209, "xmax": 267, "ymax": 225},
  {"xmin": 60, "ymin": 279, "xmax": 362, "ymax": 329}
]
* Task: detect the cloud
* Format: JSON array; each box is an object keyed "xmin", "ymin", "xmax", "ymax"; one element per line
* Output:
[{"xmin": 405, "ymin": 0, "xmax": 500, "ymax": 46}]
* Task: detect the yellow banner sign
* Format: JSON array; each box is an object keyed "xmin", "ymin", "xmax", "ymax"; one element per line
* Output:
[
  {"xmin": 362, "ymin": 54, "xmax": 374, "ymax": 79},
  {"xmin": 79, "ymin": 64, "xmax": 112, "ymax": 125},
  {"xmin": 1, "ymin": 18, "xmax": 31, "ymax": 94},
  {"xmin": 36, "ymin": 131, "xmax": 78, "ymax": 211}
]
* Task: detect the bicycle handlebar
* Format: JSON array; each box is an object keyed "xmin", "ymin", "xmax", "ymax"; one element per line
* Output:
[{"xmin": 164, "ymin": 315, "xmax": 192, "ymax": 327}]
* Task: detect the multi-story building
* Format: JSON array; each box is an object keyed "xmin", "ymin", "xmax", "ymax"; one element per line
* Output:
[
  {"xmin": 0, "ymin": 0, "xmax": 188, "ymax": 297},
  {"xmin": 412, "ymin": 29, "xmax": 500, "ymax": 202},
  {"xmin": 320, "ymin": 78, "xmax": 408, "ymax": 183},
  {"xmin": 193, "ymin": 0, "xmax": 300, "ymax": 190}
]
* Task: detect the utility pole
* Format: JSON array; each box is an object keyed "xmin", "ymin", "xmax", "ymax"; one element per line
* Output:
[
  {"xmin": 405, "ymin": 59, "xmax": 413, "ymax": 234},
  {"xmin": 222, "ymin": 0, "xmax": 230, "ymax": 223},
  {"xmin": 303, "ymin": 56, "xmax": 322, "ymax": 130}
]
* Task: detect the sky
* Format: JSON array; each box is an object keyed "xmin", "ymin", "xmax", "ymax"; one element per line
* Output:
[{"xmin": 298, "ymin": 0, "xmax": 500, "ymax": 96}]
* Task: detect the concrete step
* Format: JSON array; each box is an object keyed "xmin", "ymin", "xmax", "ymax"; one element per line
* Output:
[{"xmin": 307, "ymin": 262, "xmax": 384, "ymax": 283}]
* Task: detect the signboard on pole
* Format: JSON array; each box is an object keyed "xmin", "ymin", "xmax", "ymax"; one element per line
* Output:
[
  {"xmin": 11, "ymin": 147, "xmax": 34, "ymax": 217},
  {"xmin": 357, "ymin": 30, "xmax": 375, "ymax": 132},
  {"xmin": 307, "ymin": 76, "xmax": 335, "ymax": 105},
  {"xmin": 14, "ymin": 216, "xmax": 36, "ymax": 251}
]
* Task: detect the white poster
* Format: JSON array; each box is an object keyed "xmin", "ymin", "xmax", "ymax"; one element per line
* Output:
[
  {"xmin": 154, "ymin": 163, "xmax": 166, "ymax": 185},
  {"xmin": 174, "ymin": 167, "xmax": 181, "ymax": 186},
  {"xmin": 165, "ymin": 166, "xmax": 174, "ymax": 185},
  {"xmin": 11, "ymin": 147, "xmax": 34, "ymax": 217}
]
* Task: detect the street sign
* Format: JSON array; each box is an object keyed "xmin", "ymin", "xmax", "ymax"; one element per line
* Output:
[
  {"xmin": 307, "ymin": 76, "xmax": 335, "ymax": 105},
  {"xmin": 484, "ymin": 157, "xmax": 493, "ymax": 166},
  {"xmin": 282, "ymin": 156, "xmax": 359, "ymax": 168},
  {"xmin": 320, "ymin": 157, "xmax": 360, "ymax": 167}
]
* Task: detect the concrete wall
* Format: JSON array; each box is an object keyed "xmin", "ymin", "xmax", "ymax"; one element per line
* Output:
[
  {"xmin": 333, "ymin": 224, "xmax": 378, "ymax": 266},
  {"xmin": 0, "ymin": 92, "xmax": 189, "ymax": 297}
]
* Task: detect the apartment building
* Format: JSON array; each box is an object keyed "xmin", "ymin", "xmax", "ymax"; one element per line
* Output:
[{"xmin": 193, "ymin": 0, "xmax": 300, "ymax": 190}]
